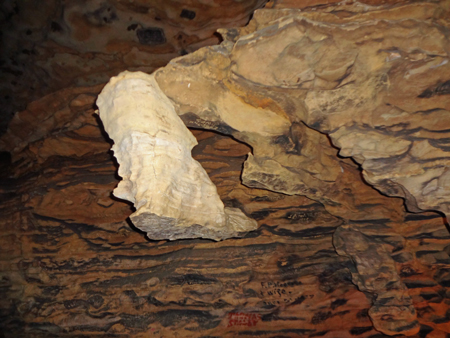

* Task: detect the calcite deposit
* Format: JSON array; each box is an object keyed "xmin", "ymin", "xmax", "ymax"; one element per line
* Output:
[{"xmin": 96, "ymin": 71, "xmax": 257, "ymax": 240}]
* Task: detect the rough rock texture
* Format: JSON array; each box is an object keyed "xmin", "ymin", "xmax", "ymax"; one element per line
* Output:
[
  {"xmin": 1, "ymin": 81, "xmax": 450, "ymax": 337},
  {"xmin": 96, "ymin": 71, "xmax": 257, "ymax": 240},
  {"xmin": 0, "ymin": 0, "xmax": 266, "ymax": 133},
  {"xmin": 150, "ymin": 1, "xmax": 450, "ymax": 334},
  {"xmin": 1, "ymin": 0, "xmax": 450, "ymax": 337},
  {"xmin": 334, "ymin": 226, "xmax": 419, "ymax": 336},
  {"xmin": 154, "ymin": 1, "xmax": 450, "ymax": 223}
]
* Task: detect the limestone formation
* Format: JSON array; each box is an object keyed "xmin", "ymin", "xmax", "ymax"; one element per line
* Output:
[
  {"xmin": 1, "ymin": 0, "xmax": 450, "ymax": 337},
  {"xmin": 334, "ymin": 226, "xmax": 419, "ymax": 336},
  {"xmin": 149, "ymin": 1, "xmax": 450, "ymax": 334},
  {"xmin": 2, "ymin": 87, "xmax": 450, "ymax": 336},
  {"xmin": 96, "ymin": 71, "xmax": 257, "ymax": 240},
  {"xmin": 154, "ymin": 1, "xmax": 450, "ymax": 221},
  {"xmin": 0, "ymin": 0, "xmax": 265, "ymax": 133}
]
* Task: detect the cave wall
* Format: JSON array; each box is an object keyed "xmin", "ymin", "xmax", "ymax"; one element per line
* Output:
[
  {"xmin": 0, "ymin": 0, "xmax": 266, "ymax": 133},
  {"xmin": 1, "ymin": 86, "xmax": 450, "ymax": 337},
  {"xmin": 1, "ymin": 0, "xmax": 450, "ymax": 337}
]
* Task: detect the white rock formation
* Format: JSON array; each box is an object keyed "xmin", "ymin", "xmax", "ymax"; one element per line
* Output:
[{"xmin": 96, "ymin": 71, "xmax": 257, "ymax": 240}]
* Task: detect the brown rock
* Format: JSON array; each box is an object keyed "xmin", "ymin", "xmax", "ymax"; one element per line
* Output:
[
  {"xmin": 0, "ymin": 0, "xmax": 266, "ymax": 133},
  {"xmin": 1, "ymin": 1, "xmax": 450, "ymax": 337},
  {"xmin": 149, "ymin": 1, "xmax": 450, "ymax": 335},
  {"xmin": 155, "ymin": 0, "xmax": 450, "ymax": 221}
]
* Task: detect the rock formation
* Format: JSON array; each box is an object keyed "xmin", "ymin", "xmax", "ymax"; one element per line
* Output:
[
  {"xmin": 0, "ymin": 0, "xmax": 266, "ymax": 133},
  {"xmin": 154, "ymin": 0, "xmax": 450, "ymax": 222},
  {"xmin": 147, "ymin": 2, "xmax": 450, "ymax": 333},
  {"xmin": 0, "ymin": 0, "xmax": 450, "ymax": 337},
  {"xmin": 96, "ymin": 71, "xmax": 257, "ymax": 240}
]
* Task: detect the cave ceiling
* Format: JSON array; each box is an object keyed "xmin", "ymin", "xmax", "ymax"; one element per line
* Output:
[{"xmin": 1, "ymin": 0, "xmax": 450, "ymax": 337}]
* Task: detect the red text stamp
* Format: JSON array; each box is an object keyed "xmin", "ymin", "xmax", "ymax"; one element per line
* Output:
[{"xmin": 227, "ymin": 312, "xmax": 261, "ymax": 327}]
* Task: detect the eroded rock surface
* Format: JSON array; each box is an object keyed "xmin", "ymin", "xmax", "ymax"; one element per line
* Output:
[
  {"xmin": 96, "ymin": 71, "xmax": 257, "ymax": 240},
  {"xmin": 1, "ymin": 82, "xmax": 450, "ymax": 337},
  {"xmin": 335, "ymin": 226, "xmax": 419, "ymax": 335},
  {"xmin": 147, "ymin": 1, "xmax": 450, "ymax": 334},
  {"xmin": 1, "ymin": 0, "xmax": 450, "ymax": 337},
  {"xmin": 154, "ymin": 0, "xmax": 450, "ymax": 223},
  {"xmin": 0, "ymin": 0, "xmax": 266, "ymax": 133}
]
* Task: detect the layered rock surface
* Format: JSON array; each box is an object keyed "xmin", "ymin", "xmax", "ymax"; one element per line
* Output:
[
  {"xmin": 154, "ymin": 0, "xmax": 450, "ymax": 222},
  {"xmin": 153, "ymin": 0, "xmax": 450, "ymax": 334},
  {"xmin": 1, "ymin": 0, "xmax": 450, "ymax": 337},
  {"xmin": 1, "ymin": 81, "xmax": 450, "ymax": 337},
  {"xmin": 0, "ymin": 0, "xmax": 265, "ymax": 133}
]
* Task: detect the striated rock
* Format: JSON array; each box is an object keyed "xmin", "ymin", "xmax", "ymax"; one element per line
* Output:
[
  {"xmin": 1, "ymin": 81, "xmax": 450, "ymax": 337},
  {"xmin": 155, "ymin": 47, "xmax": 406, "ymax": 222},
  {"xmin": 147, "ymin": 1, "xmax": 450, "ymax": 334},
  {"xmin": 334, "ymin": 225, "xmax": 419, "ymax": 336},
  {"xmin": 96, "ymin": 71, "xmax": 257, "ymax": 240},
  {"xmin": 154, "ymin": 0, "xmax": 450, "ymax": 222},
  {"xmin": 1, "ymin": 0, "xmax": 450, "ymax": 337},
  {"xmin": 0, "ymin": 0, "xmax": 266, "ymax": 134}
]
